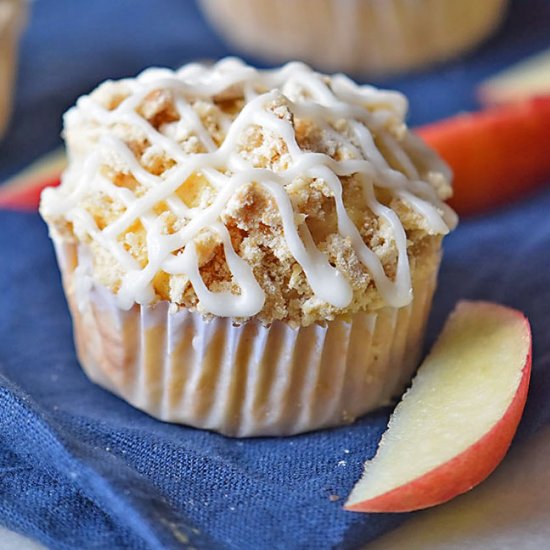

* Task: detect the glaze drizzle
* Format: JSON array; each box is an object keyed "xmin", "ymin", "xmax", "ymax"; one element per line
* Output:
[{"xmin": 42, "ymin": 58, "xmax": 456, "ymax": 317}]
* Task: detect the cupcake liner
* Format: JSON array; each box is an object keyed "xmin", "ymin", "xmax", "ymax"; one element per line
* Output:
[
  {"xmin": 198, "ymin": 0, "xmax": 508, "ymax": 76},
  {"xmin": 0, "ymin": 0, "xmax": 27, "ymax": 138},
  {"xmin": 54, "ymin": 239, "xmax": 440, "ymax": 437}
]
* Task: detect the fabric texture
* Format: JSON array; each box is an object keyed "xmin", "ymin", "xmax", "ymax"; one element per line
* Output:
[{"xmin": 0, "ymin": 1, "xmax": 549, "ymax": 549}]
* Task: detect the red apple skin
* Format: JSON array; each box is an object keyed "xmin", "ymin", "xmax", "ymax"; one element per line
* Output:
[
  {"xmin": 416, "ymin": 97, "xmax": 550, "ymax": 216},
  {"xmin": 345, "ymin": 316, "xmax": 532, "ymax": 513},
  {"xmin": 0, "ymin": 175, "xmax": 61, "ymax": 211}
]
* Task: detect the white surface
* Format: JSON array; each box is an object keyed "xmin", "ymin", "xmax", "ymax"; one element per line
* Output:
[
  {"xmin": 0, "ymin": 527, "xmax": 43, "ymax": 550},
  {"xmin": 370, "ymin": 424, "xmax": 550, "ymax": 549},
  {"xmin": 2, "ymin": 425, "xmax": 550, "ymax": 549}
]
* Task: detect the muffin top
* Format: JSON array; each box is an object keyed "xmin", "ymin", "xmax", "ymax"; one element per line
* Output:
[{"xmin": 41, "ymin": 58, "xmax": 457, "ymax": 327}]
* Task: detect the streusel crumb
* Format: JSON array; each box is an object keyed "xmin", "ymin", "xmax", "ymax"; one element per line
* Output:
[{"xmin": 42, "ymin": 62, "xmax": 454, "ymax": 327}]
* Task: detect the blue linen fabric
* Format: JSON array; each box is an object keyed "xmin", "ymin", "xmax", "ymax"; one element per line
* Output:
[{"xmin": 0, "ymin": 1, "xmax": 549, "ymax": 548}]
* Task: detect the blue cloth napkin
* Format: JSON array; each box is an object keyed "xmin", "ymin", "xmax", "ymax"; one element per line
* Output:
[{"xmin": 1, "ymin": 1, "xmax": 550, "ymax": 549}]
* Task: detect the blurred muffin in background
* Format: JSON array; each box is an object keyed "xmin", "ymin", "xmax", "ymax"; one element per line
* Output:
[
  {"xmin": 199, "ymin": 0, "xmax": 508, "ymax": 77},
  {"xmin": 0, "ymin": 0, "xmax": 27, "ymax": 139}
]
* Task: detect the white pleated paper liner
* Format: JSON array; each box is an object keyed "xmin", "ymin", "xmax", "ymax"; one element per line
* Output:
[{"xmin": 54, "ymin": 239, "xmax": 440, "ymax": 437}]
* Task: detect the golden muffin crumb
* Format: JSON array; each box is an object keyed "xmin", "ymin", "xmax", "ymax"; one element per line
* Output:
[{"xmin": 41, "ymin": 59, "xmax": 455, "ymax": 327}]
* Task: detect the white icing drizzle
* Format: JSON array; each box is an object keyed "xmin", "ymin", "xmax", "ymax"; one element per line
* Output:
[{"xmin": 42, "ymin": 58, "xmax": 456, "ymax": 317}]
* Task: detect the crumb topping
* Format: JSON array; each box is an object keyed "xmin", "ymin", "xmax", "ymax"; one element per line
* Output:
[{"xmin": 41, "ymin": 58, "xmax": 456, "ymax": 327}]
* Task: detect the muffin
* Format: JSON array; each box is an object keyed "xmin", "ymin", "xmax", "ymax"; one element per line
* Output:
[
  {"xmin": 40, "ymin": 58, "xmax": 457, "ymax": 437},
  {"xmin": 199, "ymin": 0, "xmax": 508, "ymax": 76},
  {"xmin": 0, "ymin": 0, "xmax": 27, "ymax": 138}
]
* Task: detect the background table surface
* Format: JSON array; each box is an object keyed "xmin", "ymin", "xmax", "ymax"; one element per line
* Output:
[
  {"xmin": 4, "ymin": 424, "xmax": 550, "ymax": 550},
  {"xmin": 1, "ymin": 1, "xmax": 550, "ymax": 549}
]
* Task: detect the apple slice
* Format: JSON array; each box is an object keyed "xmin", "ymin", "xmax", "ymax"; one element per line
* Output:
[
  {"xmin": 416, "ymin": 97, "xmax": 550, "ymax": 216},
  {"xmin": 478, "ymin": 48, "xmax": 550, "ymax": 106},
  {"xmin": 345, "ymin": 301, "xmax": 532, "ymax": 513},
  {"xmin": 0, "ymin": 148, "xmax": 65, "ymax": 211}
]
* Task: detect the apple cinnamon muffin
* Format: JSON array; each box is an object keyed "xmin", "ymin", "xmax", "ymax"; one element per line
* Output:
[
  {"xmin": 0, "ymin": 0, "xmax": 27, "ymax": 138},
  {"xmin": 40, "ymin": 58, "xmax": 457, "ymax": 437},
  {"xmin": 199, "ymin": 0, "xmax": 508, "ymax": 76}
]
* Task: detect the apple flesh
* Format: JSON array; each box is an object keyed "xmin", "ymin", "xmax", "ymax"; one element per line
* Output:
[
  {"xmin": 478, "ymin": 48, "xmax": 550, "ymax": 106},
  {"xmin": 345, "ymin": 301, "xmax": 532, "ymax": 513}
]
